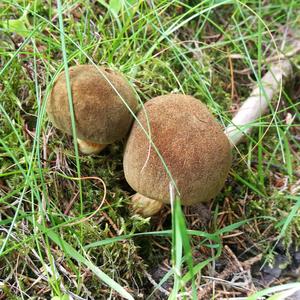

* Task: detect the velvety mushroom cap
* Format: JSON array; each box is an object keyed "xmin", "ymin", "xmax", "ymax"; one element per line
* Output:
[
  {"xmin": 47, "ymin": 65, "xmax": 138, "ymax": 144},
  {"xmin": 123, "ymin": 94, "xmax": 232, "ymax": 205}
]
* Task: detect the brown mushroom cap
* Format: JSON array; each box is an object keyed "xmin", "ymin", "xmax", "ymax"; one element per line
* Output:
[
  {"xmin": 47, "ymin": 65, "xmax": 138, "ymax": 144},
  {"xmin": 123, "ymin": 94, "xmax": 232, "ymax": 205}
]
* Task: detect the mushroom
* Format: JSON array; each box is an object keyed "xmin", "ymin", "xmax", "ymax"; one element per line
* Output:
[
  {"xmin": 123, "ymin": 94, "xmax": 232, "ymax": 216},
  {"xmin": 124, "ymin": 38, "xmax": 296, "ymax": 217},
  {"xmin": 47, "ymin": 64, "xmax": 138, "ymax": 154}
]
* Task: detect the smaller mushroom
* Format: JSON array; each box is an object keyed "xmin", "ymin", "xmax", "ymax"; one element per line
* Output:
[
  {"xmin": 123, "ymin": 94, "xmax": 232, "ymax": 216},
  {"xmin": 47, "ymin": 64, "xmax": 138, "ymax": 154}
]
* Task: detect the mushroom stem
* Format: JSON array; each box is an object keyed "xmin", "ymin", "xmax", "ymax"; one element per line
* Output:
[
  {"xmin": 224, "ymin": 35, "xmax": 300, "ymax": 147},
  {"xmin": 131, "ymin": 193, "xmax": 164, "ymax": 217},
  {"xmin": 224, "ymin": 59, "xmax": 293, "ymax": 147},
  {"xmin": 77, "ymin": 138, "xmax": 107, "ymax": 155}
]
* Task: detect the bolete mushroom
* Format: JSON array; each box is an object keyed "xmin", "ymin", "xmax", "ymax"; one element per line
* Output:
[
  {"xmin": 123, "ymin": 29, "xmax": 298, "ymax": 217},
  {"xmin": 123, "ymin": 94, "xmax": 232, "ymax": 216},
  {"xmin": 47, "ymin": 64, "xmax": 138, "ymax": 154}
]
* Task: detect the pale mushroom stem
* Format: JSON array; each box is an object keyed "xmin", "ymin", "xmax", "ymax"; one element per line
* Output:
[
  {"xmin": 131, "ymin": 193, "xmax": 164, "ymax": 217},
  {"xmin": 224, "ymin": 32, "xmax": 300, "ymax": 146},
  {"xmin": 77, "ymin": 138, "xmax": 107, "ymax": 155},
  {"xmin": 224, "ymin": 59, "xmax": 293, "ymax": 147}
]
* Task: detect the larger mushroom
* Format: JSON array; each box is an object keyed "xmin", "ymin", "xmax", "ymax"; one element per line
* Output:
[
  {"xmin": 47, "ymin": 64, "xmax": 138, "ymax": 154},
  {"xmin": 123, "ymin": 94, "xmax": 232, "ymax": 216}
]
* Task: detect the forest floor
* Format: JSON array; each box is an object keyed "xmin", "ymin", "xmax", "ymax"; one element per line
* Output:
[{"xmin": 0, "ymin": 1, "xmax": 300, "ymax": 299}]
